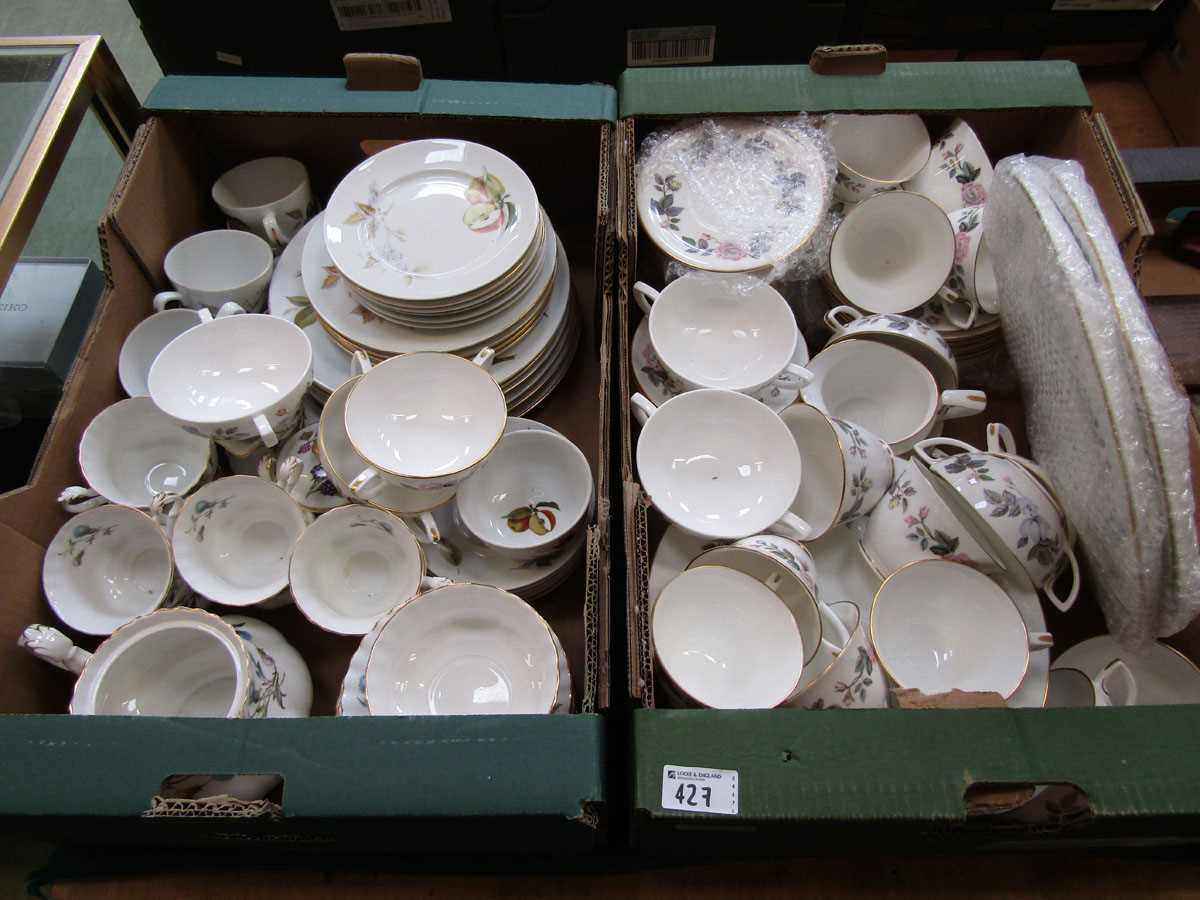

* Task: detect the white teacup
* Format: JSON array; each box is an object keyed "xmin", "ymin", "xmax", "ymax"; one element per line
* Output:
[
  {"xmin": 169, "ymin": 475, "xmax": 309, "ymax": 607},
  {"xmin": 118, "ymin": 308, "xmax": 205, "ymax": 398},
  {"xmin": 788, "ymin": 601, "xmax": 889, "ymax": 709},
  {"xmin": 154, "ymin": 229, "xmax": 275, "ymax": 314},
  {"xmin": 148, "ymin": 313, "xmax": 312, "ymax": 449},
  {"xmin": 1047, "ymin": 660, "xmax": 1138, "ymax": 708},
  {"xmin": 936, "ymin": 206, "xmax": 998, "ymax": 329},
  {"xmin": 826, "ymin": 114, "xmax": 931, "ymax": 203},
  {"xmin": 631, "ymin": 388, "xmax": 811, "ymax": 541},
  {"xmin": 653, "ymin": 565, "xmax": 806, "ymax": 709},
  {"xmin": 212, "ymin": 157, "xmax": 313, "ymax": 249},
  {"xmin": 19, "ymin": 608, "xmax": 309, "ymax": 718},
  {"xmin": 344, "ymin": 350, "xmax": 506, "ymax": 493},
  {"xmin": 43, "ymin": 505, "xmax": 184, "ymax": 635},
  {"xmin": 290, "ymin": 505, "xmax": 449, "ymax": 636},
  {"xmin": 59, "ymin": 398, "xmax": 213, "ymax": 514},
  {"xmin": 870, "ymin": 559, "xmax": 1052, "ymax": 699},
  {"xmin": 779, "ymin": 404, "xmax": 894, "ymax": 540},
  {"xmin": 829, "ymin": 191, "xmax": 956, "ymax": 315},
  {"xmin": 732, "ymin": 533, "xmax": 819, "ymax": 598},
  {"xmin": 455, "ymin": 429, "xmax": 593, "ymax": 561},
  {"xmin": 903, "ymin": 118, "xmax": 994, "ymax": 214},
  {"xmin": 632, "ymin": 274, "xmax": 812, "ymax": 394},
  {"xmin": 801, "ymin": 339, "xmax": 986, "ymax": 454},
  {"xmin": 824, "ymin": 305, "xmax": 957, "ymax": 392}
]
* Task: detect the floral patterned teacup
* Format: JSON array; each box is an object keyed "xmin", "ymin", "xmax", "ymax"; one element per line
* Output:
[
  {"xmin": 733, "ymin": 533, "xmax": 819, "ymax": 598},
  {"xmin": 935, "ymin": 206, "xmax": 998, "ymax": 330},
  {"xmin": 788, "ymin": 601, "xmax": 888, "ymax": 710},
  {"xmin": 779, "ymin": 403, "xmax": 895, "ymax": 541},
  {"xmin": 914, "ymin": 437, "xmax": 1081, "ymax": 612},
  {"xmin": 824, "ymin": 305, "xmax": 957, "ymax": 392},
  {"xmin": 153, "ymin": 230, "xmax": 274, "ymax": 314},
  {"xmin": 18, "ymin": 608, "xmax": 309, "ymax": 718},
  {"xmin": 826, "ymin": 114, "xmax": 932, "ymax": 204},
  {"xmin": 168, "ymin": 475, "xmax": 310, "ymax": 608},
  {"xmin": 260, "ymin": 424, "xmax": 349, "ymax": 514},
  {"xmin": 903, "ymin": 118, "xmax": 994, "ymax": 214},
  {"xmin": 42, "ymin": 504, "xmax": 193, "ymax": 636},
  {"xmin": 860, "ymin": 456, "xmax": 1001, "ymax": 578},
  {"xmin": 212, "ymin": 157, "xmax": 314, "ymax": 250}
]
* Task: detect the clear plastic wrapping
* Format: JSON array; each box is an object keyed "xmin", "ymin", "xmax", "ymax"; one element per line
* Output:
[
  {"xmin": 637, "ymin": 115, "xmax": 837, "ymax": 286},
  {"xmin": 986, "ymin": 154, "xmax": 1199, "ymax": 647}
]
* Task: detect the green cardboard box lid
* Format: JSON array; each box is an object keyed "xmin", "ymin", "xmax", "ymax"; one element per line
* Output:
[
  {"xmin": 146, "ymin": 75, "xmax": 618, "ymax": 122},
  {"xmin": 618, "ymin": 61, "xmax": 1092, "ymax": 118}
]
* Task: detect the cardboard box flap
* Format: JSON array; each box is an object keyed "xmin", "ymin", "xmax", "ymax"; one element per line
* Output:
[
  {"xmin": 618, "ymin": 61, "xmax": 1092, "ymax": 118},
  {"xmin": 146, "ymin": 75, "xmax": 618, "ymax": 123},
  {"xmin": 0, "ymin": 714, "xmax": 604, "ymax": 820}
]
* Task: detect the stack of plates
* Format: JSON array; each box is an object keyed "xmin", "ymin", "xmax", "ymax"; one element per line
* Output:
[
  {"xmin": 269, "ymin": 139, "xmax": 578, "ymax": 412},
  {"xmin": 913, "ymin": 297, "xmax": 1004, "ymax": 366}
]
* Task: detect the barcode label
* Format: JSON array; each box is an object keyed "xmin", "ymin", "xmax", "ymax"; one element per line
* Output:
[
  {"xmin": 627, "ymin": 26, "xmax": 716, "ymax": 67},
  {"xmin": 330, "ymin": 0, "xmax": 452, "ymax": 31}
]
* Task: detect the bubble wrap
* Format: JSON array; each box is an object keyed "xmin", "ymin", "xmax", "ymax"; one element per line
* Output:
[
  {"xmin": 637, "ymin": 116, "xmax": 837, "ymax": 284},
  {"xmin": 986, "ymin": 155, "xmax": 1196, "ymax": 647}
]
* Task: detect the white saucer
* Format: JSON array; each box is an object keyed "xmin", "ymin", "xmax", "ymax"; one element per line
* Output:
[
  {"xmin": 1053, "ymin": 636, "xmax": 1200, "ymax": 705},
  {"xmin": 806, "ymin": 523, "xmax": 881, "ymax": 616}
]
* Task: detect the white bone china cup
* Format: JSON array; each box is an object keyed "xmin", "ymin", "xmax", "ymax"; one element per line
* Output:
[
  {"xmin": 824, "ymin": 304, "xmax": 957, "ymax": 392},
  {"xmin": 935, "ymin": 206, "xmax": 997, "ymax": 329},
  {"xmin": 632, "ymin": 389, "xmax": 811, "ymax": 541},
  {"xmin": 826, "ymin": 114, "xmax": 931, "ymax": 203},
  {"xmin": 119, "ymin": 308, "xmax": 209, "ymax": 398},
  {"xmin": 632, "ymin": 273, "xmax": 812, "ymax": 394},
  {"xmin": 212, "ymin": 157, "xmax": 313, "ymax": 248},
  {"xmin": 154, "ymin": 229, "xmax": 275, "ymax": 314},
  {"xmin": 1047, "ymin": 659, "xmax": 1138, "ymax": 708},
  {"xmin": 903, "ymin": 118, "xmax": 994, "ymax": 214}
]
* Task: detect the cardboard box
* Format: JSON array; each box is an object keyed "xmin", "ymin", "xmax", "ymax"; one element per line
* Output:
[
  {"xmin": 0, "ymin": 73, "xmax": 615, "ymax": 852},
  {"xmin": 611, "ymin": 60, "xmax": 1200, "ymax": 852},
  {"xmin": 1143, "ymin": 0, "xmax": 1200, "ymax": 144}
]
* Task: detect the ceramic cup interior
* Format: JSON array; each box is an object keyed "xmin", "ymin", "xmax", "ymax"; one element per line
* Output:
[
  {"xmin": 78, "ymin": 616, "xmax": 246, "ymax": 716},
  {"xmin": 148, "ymin": 314, "xmax": 312, "ymax": 426},
  {"xmin": 871, "ymin": 559, "xmax": 1029, "ymax": 698},
  {"xmin": 827, "ymin": 114, "xmax": 932, "ymax": 184},
  {"xmin": 44, "ymin": 506, "xmax": 173, "ymax": 636},
  {"xmin": 164, "ymin": 229, "xmax": 274, "ymax": 293},
  {"xmin": 212, "ymin": 157, "xmax": 307, "ymax": 211},
  {"xmin": 780, "ymin": 404, "xmax": 846, "ymax": 538},
  {"xmin": 173, "ymin": 476, "xmax": 307, "ymax": 606},
  {"xmin": 635, "ymin": 388, "xmax": 802, "ymax": 540},
  {"xmin": 365, "ymin": 583, "xmax": 560, "ymax": 715},
  {"xmin": 118, "ymin": 309, "xmax": 205, "ymax": 398},
  {"xmin": 455, "ymin": 430, "xmax": 592, "ymax": 555},
  {"xmin": 290, "ymin": 506, "xmax": 424, "ymax": 635},
  {"xmin": 648, "ymin": 275, "xmax": 798, "ymax": 392},
  {"xmin": 803, "ymin": 340, "xmax": 937, "ymax": 445},
  {"xmin": 345, "ymin": 352, "xmax": 507, "ymax": 481},
  {"xmin": 654, "ymin": 565, "xmax": 805, "ymax": 709},
  {"xmin": 830, "ymin": 192, "xmax": 955, "ymax": 314},
  {"xmin": 80, "ymin": 398, "xmax": 211, "ymax": 508}
]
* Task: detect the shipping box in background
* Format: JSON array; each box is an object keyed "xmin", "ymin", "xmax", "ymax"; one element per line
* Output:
[
  {"xmin": 616, "ymin": 60, "xmax": 1200, "ymax": 853},
  {"xmin": 0, "ymin": 73, "xmax": 615, "ymax": 853}
]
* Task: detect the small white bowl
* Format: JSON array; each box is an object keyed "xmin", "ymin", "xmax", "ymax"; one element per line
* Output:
[
  {"xmin": 172, "ymin": 475, "xmax": 308, "ymax": 607},
  {"xmin": 870, "ymin": 559, "xmax": 1036, "ymax": 698},
  {"xmin": 77, "ymin": 397, "xmax": 212, "ymax": 509},
  {"xmin": 290, "ymin": 505, "xmax": 433, "ymax": 635},
  {"xmin": 344, "ymin": 352, "xmax": 507, "ymax": 490},
  {"xmin": 118, "ymin": 308, "xmax": 205, "ymax": 398},
  {"xmin": 43, "ymin": 505, "xmax": 175, "ymax": 635},
  {"xmin": 455, "ymin": 429, "xmax": 592, "ymax": 560},
  {"xmin": 365, "ymin": 582, "xmax": 561, "ymax": 716},
  {"xmin": 653, "ymin": 565, "xmax": 805, "ymax": 709}
]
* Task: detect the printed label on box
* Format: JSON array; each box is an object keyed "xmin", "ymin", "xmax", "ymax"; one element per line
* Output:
[
  {"xmin": 661, "ymin": 764, "xmax": 738, "ymax": 815},
  {"xmin": 1051, "ymin": 0, "xmax": 1163, "ymax": 10},
  {"xmin": 330, "ymin": 0, "xmax": 452, "ymax": 31},
  {"xmin": 627, "ymin": 26, "xmax": 716, "ymax": 67}
]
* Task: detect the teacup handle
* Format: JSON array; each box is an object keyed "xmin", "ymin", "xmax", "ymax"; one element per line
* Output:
[
  {"xmin": 912, "ymin": 437, "xmax": 980, "ymax": 469},
  {"xmin": 632, "ymin": 282, "xmax": 660, "ymax": 317},
  {"xmin": 820, "ymin": 601, "xmax": 852, "ymax": 650},
  {"xmin": 1043, "ymin": 544, "xmax": 1081, "ymax": 613},
  {"xmin": 253, "ymin": 414, "xmax": 279, "ymax": 448},
  {"xmin": 150, "ymin": 490, "xmax": 184, "ymax": 533},
  {"xmin": 18, "ymin": 625, "xmax": 91, "ymax": 675},
  {"xmin": 986, "ymin": 422, "xmax": 1018, "ymax": 455},
  {"xmin": 195, "ymin": 302, "xmax": 246, "ymax": 323},
  {"xmin": 937, "ymin": 290, "xmax": 979, "ymax": 330},
  {"xmin": 262, "ymin": 211, "xmax": 287, "ymax": 247},
  {"xmin": 767, "ymin": 511, "xmax": 813, "ymax": 542},
  {"xmin": 823, "ymin": 305, "xmax": 863, "ymax": 333},
  {"xmin": 275, "ymin": 456, "xmax": 304, "ymax": 494},
  {"xmin": 1096, "ymin": 658, "xmax": 1137, "ymax": 707},
  {"xmin": 348, "ymin": 466, "xmax": 385, "ymax": 499},
  {"xmin": 630, "ymin": 392, "xmax": 658, "ymax": 428},
  {"xmin": 1028, "ymin": 631, "xmax": 1054, "ymax": 652},
  {"xmin": 153, "ymin": 291, "xmax": 186, "ymax": 312},
  {"xmin": 772, "ymin": 363, "xmax": 815, "ymax": 388},
  {"xmin": 471, "ymin": 347, "xmax": 496, "ymax": 371},
  {"xmin": 57, "ymin": 486, "xmax": 107, "ymax": 515},
  {"xmin": 351, "ymin": 350, "xmax": 372, "ymax": 376},
  {"xmin": 938, "ymin": 389, "xmax": 987, "ymax": 421}
]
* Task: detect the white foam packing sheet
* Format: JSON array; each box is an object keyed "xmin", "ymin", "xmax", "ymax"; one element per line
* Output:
[{"xmin": 986, "ymin": 154, "xmax": 1199, "ymax": 648}]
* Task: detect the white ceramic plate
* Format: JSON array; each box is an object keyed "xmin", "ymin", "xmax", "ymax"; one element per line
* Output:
[
  {"xmin": 637, "ymin": 120, "xmax": 829, "ymax": 272},
  {"xmin": 506, "ymin": 317, "xmax": 579, "ymax": 415},
  {"xmin": 1052, "ymin": 635, "xmax": 1200, "ymax": 705},
  {"xmin": 324, "ymin": 139, "xmax": 539, "ymax": 301},
  {"xmin": 305, "ymin": 211, "xmax": 558, "ymax": 357},
  {"xmin": 806, "ymin": 523, "xmax": 882, "ymax": 617},
  {"xmin": 632, "ymin": 317, "xmax": 806, "ymax": 413},
  {"xmin": 268, "ymin": 217, "xmax": 354, "ymax": 396}
]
